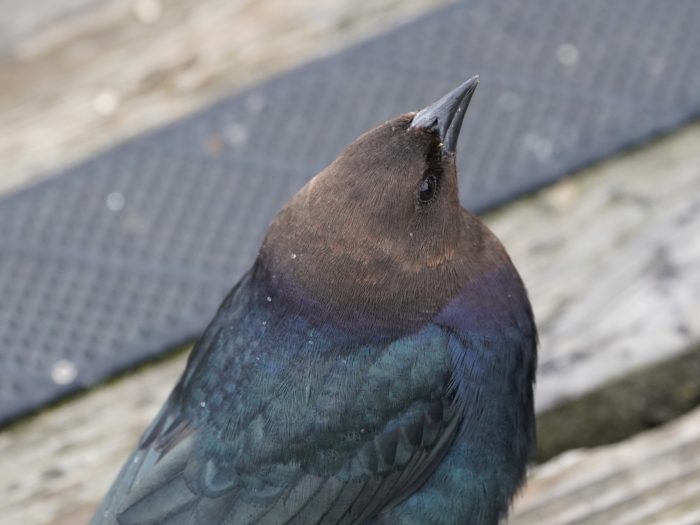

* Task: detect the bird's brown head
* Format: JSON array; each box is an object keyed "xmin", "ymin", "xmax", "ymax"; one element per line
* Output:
[{"xmin": 260, "ymin": 76, "xmax": 517, "ymax": 337}]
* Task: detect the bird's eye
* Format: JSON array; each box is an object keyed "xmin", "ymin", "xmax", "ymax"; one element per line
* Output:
[{"xmin": 418, "ymin": 174, "xmax": 438, "ymax": 204}]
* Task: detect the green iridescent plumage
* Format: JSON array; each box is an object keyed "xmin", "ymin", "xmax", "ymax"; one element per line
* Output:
[{"xmin": 92, "ymin": 76, "xmax": 537, "ymax": 525}]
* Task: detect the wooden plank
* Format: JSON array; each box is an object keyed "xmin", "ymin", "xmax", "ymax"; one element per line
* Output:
[
  {"xmin": 1, "ymin": 120, "xmax": 699, "ymax": 524},
  {"xmin": 0, "ymin": 0, "xmax": 451, "ymax": 196},
  {"xmin": 0, "ymin": 0, "xmax": 127, "ymax": 57},
  {"xmin": 512, "ymin": 405, "xmax": 700, "ymax": 525},
  {"xmin": 489, "ymin": 123, "xmax": 700, "ymax": 412},
  {"xmin": 535, "ymin": 341, "xmax": 700, "ymax": 462},
  {"xmin": 0, "ymin": 357, "xmax": 185, "ymax": 525}
]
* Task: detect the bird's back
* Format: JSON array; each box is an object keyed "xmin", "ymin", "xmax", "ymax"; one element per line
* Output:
[{"xmin": 92, "ymin": 266, "xmax": 474, "ymax": 525}]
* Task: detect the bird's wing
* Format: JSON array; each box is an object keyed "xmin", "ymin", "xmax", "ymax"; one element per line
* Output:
[
  {"xmin": 94, "ymin": 282, "xmax": 462, "ymax": 525},
  {"xmin": 111, "ymin": 394, "xmax": 460, "ymax": 525}
]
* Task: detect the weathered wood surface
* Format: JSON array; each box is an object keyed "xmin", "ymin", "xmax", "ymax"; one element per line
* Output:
[
  {"xmin": 0, "ymin": 0, "xmax": 450, "ymax": 196},
  {"xmin": 536, "ymin": 341, "xmax": 700, "ymax": 462},
  {"xmin": 2, "ymin": 1, "xmax": 700, "ymax": 523},
  {"xmin": 512, "ymin": 405, "xmax": 700, "ymax": 525},
  {"xmin": 2, "ymin": 120, "xmax": 699, "ymax": 524},
  {"xmin": 0, "ymin": 357, "xmax": 185, "ymax": 525},
  {"xmin": 493, "ymin": 124, "xmax": 700, "ymax": 413}
]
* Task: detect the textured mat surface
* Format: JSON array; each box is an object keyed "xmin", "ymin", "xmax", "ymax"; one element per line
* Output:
[{"xmin": 2, "ymin": 0, "xmax": 700, "ymax": 424}]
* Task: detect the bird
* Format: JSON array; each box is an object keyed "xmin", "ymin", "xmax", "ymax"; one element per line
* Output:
[{"xmin": 91, "ymin": 75, "xmax": 537, "ymax": 525}]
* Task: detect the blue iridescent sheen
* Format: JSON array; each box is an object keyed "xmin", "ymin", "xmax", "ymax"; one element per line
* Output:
[
  {"xmin": 91, "ymin": 75, "xmax": 537, "ymax": 525},
  {"xmin": 92, "ymin": 260, "xmax": 535, "ymax": 525}
]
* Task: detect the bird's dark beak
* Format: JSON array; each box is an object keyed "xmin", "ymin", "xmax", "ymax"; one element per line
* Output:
[{"xmin": 410, "ymin": 75, "xmax": 479, "ymax": 155}]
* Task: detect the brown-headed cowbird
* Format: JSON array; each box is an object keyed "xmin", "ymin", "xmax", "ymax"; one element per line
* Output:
[{"xmin": 91, "ymin": 75, "xmax": 537, "ymax": 525}]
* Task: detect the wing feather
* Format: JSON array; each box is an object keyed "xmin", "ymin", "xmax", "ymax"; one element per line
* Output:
[{"xmin": 92, "ymin": 273, "xmax": 462, "ymax": 525}]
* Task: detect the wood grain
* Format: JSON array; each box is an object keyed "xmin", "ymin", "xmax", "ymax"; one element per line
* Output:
[
  {"xmin": 512, "ymin": 405, "xmax": 700, "ymax": 525},
  {"xmin": 489, "ymin": 123, "xmax": 700, "ymax": 412},
  {"xmin": 0, "ymin": 0, "xmax": 451, "ymax": 196},
  {"xmin": 0, "ymin": 357, "xmax": 184, "ymax": 525}
]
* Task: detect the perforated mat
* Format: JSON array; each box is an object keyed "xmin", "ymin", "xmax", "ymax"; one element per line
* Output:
[{"xmin": 2, "ymin": 0, "xmax": 700, "ymax": 424}]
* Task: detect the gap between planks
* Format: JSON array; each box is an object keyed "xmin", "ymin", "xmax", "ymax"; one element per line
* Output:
[{"xmin": 536, "ymin": 341, "xmax": 700, "ymax": 462}]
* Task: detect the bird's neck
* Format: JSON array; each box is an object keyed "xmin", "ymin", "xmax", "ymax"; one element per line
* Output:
[
  {"xmin": 436, "ymin": 264, "xmax": 537, "ymax": 478},
  {"xmin": 436, "ymin": 261, "xmax": 534, "ymax": 339}
]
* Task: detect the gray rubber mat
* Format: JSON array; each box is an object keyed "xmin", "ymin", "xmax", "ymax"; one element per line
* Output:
[{"xmin": 2, "ymin": 0, "xmax": 700, "ymax": 424}]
